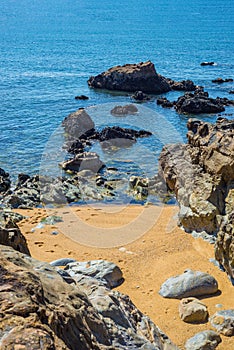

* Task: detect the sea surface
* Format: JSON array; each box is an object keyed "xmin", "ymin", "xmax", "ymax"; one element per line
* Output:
[{"xmin": 0, "ymin": 0, "xmax": 234, "ymax": 180}]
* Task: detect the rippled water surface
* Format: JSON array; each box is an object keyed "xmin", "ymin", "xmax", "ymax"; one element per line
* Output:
[{"xmin": 0, "ymin": 0, "xmax": 233, "ymax": 177}]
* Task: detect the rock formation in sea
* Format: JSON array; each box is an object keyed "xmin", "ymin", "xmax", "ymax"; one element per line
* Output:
[
  {"xmin": 158, "ymin": 117, "xmax": 234, "ymax": 280},
  {"xmin": 157, "ymin": 88, "xmax": 234, "ymax": 114},
  {"xmin": 88, "ymin": 61, "xmax": 198, "ymax": 94}
]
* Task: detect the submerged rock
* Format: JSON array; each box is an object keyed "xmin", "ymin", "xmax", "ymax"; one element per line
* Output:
[
  {"xmin": 185, "ymin": 330, "xmax": 221, "ymax": 350},
  {"xmin": 159, "ymin": 269, "xmax": 218, "ymax": 299},
  {"xmin": 110, "ymin": 104, "xmax": 138, "ymax": 115}
]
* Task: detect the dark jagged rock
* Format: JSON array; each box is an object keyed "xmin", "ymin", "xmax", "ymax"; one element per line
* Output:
[
  {"xmin": 0, "ymin": 168, "xmax": 11, "ymax": 193},
  {"xmin": 158, "ymin": 118, "xmax": 234, "ymax": 279},
  {"xmin": 175, "ymin": 91, "xmax": 225, "ymax": 114},
  {"xmin": 16, "ymin": 173, "xmax": 31, "ymax": 187},
  {"xmin": 98, "ymin": 126, "xmax": 152, "ymax": 141},
  {"xmin": 200, "ymin": 61, "xmax": 216, "ymax": 66},
  {"xmin": 2, "ymin": 174, "xmax": 41, "ymax": 209},
  {"xmin": 110, "ymin": 104, "xmax": 138, "ymax": 115},
  {"xmin": 157, "ymin": 89, "xmax": 234, "ymax": 114},
  {"xmin": 229, "ymin": 90, "xmax": 234, "ymax": 94},
  {"xmin": 0, "ymin": 245, "xmax": 179, "ymax": 350},
  {"xmin": 88, "ymin": 61, "xmax": 171, "ymax": 94},
  {"xmin": 131, "ymin": 90, "xmax": 150, "ymax": 101},
  {"xmin": 75, "ymin": 94, "xmax": 89, "ymax": 100},
  {"xmin": 212, "ymin": 78, "xmax": 233, "ymax": 84},
  {"xmin": 157, "ymin": 97, "xmax": 174, "ymax": 108},
  {"xmin": 167, "ymin": 79, "xmax": 197, "ymax": 91}
]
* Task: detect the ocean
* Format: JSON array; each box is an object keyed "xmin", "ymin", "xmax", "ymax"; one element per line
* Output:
[{"xmin": 1, "ymin": 0, "xmax": 234, "ymax": 179}]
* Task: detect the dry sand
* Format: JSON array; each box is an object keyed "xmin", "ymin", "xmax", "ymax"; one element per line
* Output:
[{"xmin": 16, "ymin": 204, "xmax": 233, "ymax": 350}]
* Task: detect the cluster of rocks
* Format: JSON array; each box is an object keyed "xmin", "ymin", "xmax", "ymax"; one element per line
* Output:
[
  {"xmin": 158, "ymin": 117, "xmax": 234, "ymax": 280},
  {"xmin": 212, "ymin": 78, "xmax": 233, "ymax": 84},
  {"xmin": 0, "ymin": 224, "xmax": 179, "ymax": 349},
  {"xmin": 159, "ymin": 269, "xmax": 234, "ymax": 349},
  {"xmin": 0, "ymin": 106, "xmax": 157, "ymax": 208},
  {"xmin": 157, "ymin": 88, "xmax": 234, "ymax": 114},
  {"xmin": 88, "ymin": 60, "xmax": 233, "ymax": 114},
  {"xmin": 88, "ymin": 61, "xmax": 198, "ymax": 95},
  {"xmin": 62, "ymin": 108, "xmax": 152, "ymax": 172}
]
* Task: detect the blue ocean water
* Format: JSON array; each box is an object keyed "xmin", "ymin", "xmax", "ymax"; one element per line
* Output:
[{"xmin": 0, "ymin": 0, "xmax": 234, "ymax": 178}]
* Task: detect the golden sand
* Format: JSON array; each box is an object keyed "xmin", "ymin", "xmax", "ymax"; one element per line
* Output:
[{"xmin": 16, "ymin": 205, "xmax": 233, "ymax": 350}]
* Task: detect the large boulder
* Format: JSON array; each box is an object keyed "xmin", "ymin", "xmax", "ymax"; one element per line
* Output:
[
  {"xmin": 158, "ymin": 118, "xmax": 234, "ymax": 278},
  {"xmin": 0, "ymin": 245, "xmax": 179, "ymax": 350},
  {"xmin": 159, "ymin": 269, "xmax": 218, "ymax": 299},
  {"xmin": 62, "ymin": 108, "xmax": 95, "ymax": 138},
  {"xmin": 88, "ymin": 61, "xmax": 171, "ymax": 94}
]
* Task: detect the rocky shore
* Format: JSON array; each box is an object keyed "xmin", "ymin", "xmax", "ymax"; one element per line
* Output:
[
  {"xmin": 158, "ymin": 117, "xmax": 234, "ymax": 282},
  {"xmin": 1, "ymin": 60, "xmax": 234, "ymax": 349}
]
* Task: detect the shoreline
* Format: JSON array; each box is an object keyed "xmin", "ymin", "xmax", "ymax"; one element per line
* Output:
[{"xmin": 16, "ymin": 204, "xmax": 233, "ymax": 350}]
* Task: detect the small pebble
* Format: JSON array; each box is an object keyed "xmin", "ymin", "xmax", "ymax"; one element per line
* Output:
[
  {"xmin": 119, "ymin": 247, "xmax": 126, "ymax": 252},
  {"xmin": 51, "ymin": 231, "xmax": 59, "ymax": 235},
  {"xmin": 215, "ymin": 304, "xmax": 223, "ymax": 308}
]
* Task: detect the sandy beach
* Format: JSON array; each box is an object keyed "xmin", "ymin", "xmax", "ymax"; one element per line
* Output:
[{"xmin": 15, "ymin": 204, "xmax": 233, "ymax": 350}]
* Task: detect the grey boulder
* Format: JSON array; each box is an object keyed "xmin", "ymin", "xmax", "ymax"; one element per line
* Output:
[
  {"xmin": 64, "ymin": 259, "xmax": 124, "ymax": 288},
  {"xmin": 159, "ymin": 269, "xmax": 218, "ymax": 299}
]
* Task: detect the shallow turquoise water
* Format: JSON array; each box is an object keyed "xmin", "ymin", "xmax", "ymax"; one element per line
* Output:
[{"xmin": 0, "ymin": 0, "xmax": 233, "ymax": 177}]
